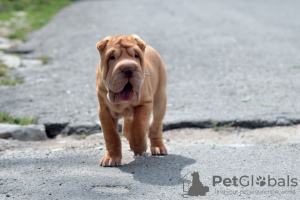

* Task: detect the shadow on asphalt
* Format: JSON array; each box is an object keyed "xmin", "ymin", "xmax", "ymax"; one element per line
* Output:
[{"xmin": 118, "ymin": 154, "xmax": 196, "ymax": 186}]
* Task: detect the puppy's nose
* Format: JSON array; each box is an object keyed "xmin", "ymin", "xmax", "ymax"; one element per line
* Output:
[{"xmin": 122, "ymin": 68, "xmax": 134, "ymax": 78}]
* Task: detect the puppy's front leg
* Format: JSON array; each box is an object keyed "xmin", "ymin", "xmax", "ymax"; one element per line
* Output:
[
  {"xmin": 98, "ymin": 105, "xmax": 121, "ymax": 167},
  {"xmin": 129, "ymin": 104, "xmax": 152, "ymax": 156}
]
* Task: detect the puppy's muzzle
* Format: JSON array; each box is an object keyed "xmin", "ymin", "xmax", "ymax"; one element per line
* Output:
[
  {"xmin": 122, "ymin": 68, "xmax": 134, "ymax": 78},
  {"xmin": 116, "ymin": 60, "xmax": 139, "ymax": 74}
]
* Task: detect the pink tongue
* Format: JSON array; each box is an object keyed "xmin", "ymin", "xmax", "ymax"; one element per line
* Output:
[{"xmin": 120, "ymin": 83, "xmax": 132, "ymax": 101}]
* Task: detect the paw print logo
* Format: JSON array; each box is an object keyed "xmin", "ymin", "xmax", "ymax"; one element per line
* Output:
[{"xmin": 256, "ymin": 176, "xmax": 266, "ymax": 186}]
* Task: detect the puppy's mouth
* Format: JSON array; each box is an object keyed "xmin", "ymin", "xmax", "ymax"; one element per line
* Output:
[
  {"xmin": 107, "ymin": 79, "xmax": 142, "ymax": 104},
  {"xmin": 119, "ymin": 82, "xmax": 133, "ymax": 101}
]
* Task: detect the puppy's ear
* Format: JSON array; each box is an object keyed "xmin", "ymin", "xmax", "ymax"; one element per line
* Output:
[
  {"xmin": 96, "ymin": 36, "xmax": 111, "ymax": 53},
  {"xmin": 132, "ymin": 34, "xmax": 146, "ymax": 50}
]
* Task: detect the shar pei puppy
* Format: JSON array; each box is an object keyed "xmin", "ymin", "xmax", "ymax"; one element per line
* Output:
[{"xmin": 96, "ymin": 35, "xmax": 167, "ymax": 166}]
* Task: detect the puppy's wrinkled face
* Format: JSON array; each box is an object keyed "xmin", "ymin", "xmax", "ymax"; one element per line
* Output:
[{"xmin": 97, "ymin": 35, "xmax": 146, "ymax": 104}]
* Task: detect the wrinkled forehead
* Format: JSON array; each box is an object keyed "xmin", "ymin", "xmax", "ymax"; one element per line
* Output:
[
  {"xmin": 109, "ymin": 36, "xmax": 135, "ymax": 48},
  {"xmin": 105, "ymin": 36, "xmax": 141, "ymax": 57}
]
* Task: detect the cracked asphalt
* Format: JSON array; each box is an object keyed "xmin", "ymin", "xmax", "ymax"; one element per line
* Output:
[{"xmin": 1, "ymin": 0, "xmax": 300, "ymax": 199}]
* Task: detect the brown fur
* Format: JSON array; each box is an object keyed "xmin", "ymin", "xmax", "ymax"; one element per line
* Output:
[{"xmin": 96, "ymin": 35, "xmax": 167, "ymax": 166}]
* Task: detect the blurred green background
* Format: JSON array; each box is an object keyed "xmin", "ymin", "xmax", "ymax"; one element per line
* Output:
[{"xmin": 0, "ymin": 0, "xmax": 78, "ymax": 40}]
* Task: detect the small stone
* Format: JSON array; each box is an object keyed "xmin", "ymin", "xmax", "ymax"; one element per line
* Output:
[
  {"xmin": 61, "ymin": 122, "xmax": 100, "ymax": 135},
  {"xmin": 0, "ymin": 38, "xmax": 22, "ymax": 50},
  {"xmin": 276, "ymin": 118, "xmax": 292, "ymax": 126},
  {"xmin": 5, "ymin": 47, "xmax": 34, "ymax": 54},
  {"xmin": 0, "ymin": 124, "xmax": 14, "ymax": 139},
  {"xmin": 0, "ymin": 54, "xmax": 21, "ymax": 68},
  {"xmin": 0, "ymin": 123, "xmax": 47, "ymax": 141},
  {"xmin": 0, "ymin": 43, "xmax": 13, "ymax": 50},
  {"xmin": 21, "ymin": 59, "xmax": 43, "ymax": 68},
  {"xmin": 0, "ymin": 37, "xmax": 9, "ymax": 43},
  {"xmin": 0, "ymin": 27, "xmax": 12, "ymax": 37},
  {"xmin": 13, "ymin": 11, "xmax": 26, "ymax": 17}
]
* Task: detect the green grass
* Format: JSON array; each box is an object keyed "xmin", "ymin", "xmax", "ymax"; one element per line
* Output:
[
  {"xmin": 8, "ymin": 28, "xmax": 29, "ymax": 41},
  {"xmin": 0, "ymin": 62, "xmax": 24, "ymax": 86},
  {"xmin": 0, "ymin": 110, "xmax": 37, "ymax": 125},
  {"xmin": 242, "ymin": 96, "xmax": 251, "ymax": 102},
  {"xmin": 213, "ymin": 143, "xmax": 222, "ymax": 148},
  {"xmin": 0, "ymin": 69, "xmax": 7, "ymax": 77},
  {"xmin": 212, "ymin": 121, "xmax": 235, "ymax": 132},
  {"xmin": 0, "ymin": 76, "xmax": 24, "ymax": 86},
  {"xmin": 0, "ymin": 12, "xmax": 14, "ymax": 21},
  {"xmin": 39, "ymin": 55, "xmax": 51, "ymax": 64},
  {"xmin": 0, "ymin": 62, "xmax": 9, "ymax": 77},
  {"xmin": 95, "ymin": 146, "xmax": 105, "ymax": 150},
  {"xmin": 0, "ymin": 0, "xmax": 79, "ymax": 40}
]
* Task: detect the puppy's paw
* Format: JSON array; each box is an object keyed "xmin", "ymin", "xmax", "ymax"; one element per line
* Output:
[
  {"xmin": 130, "ymin": 143, "xmax": 147, "ymax": 156},
  {"xmin": 151, "ymin": 145, "xmax": 168, "ymax": 156},
  {"xmin": 133, "ymin": 150, "xmax": 146, "ymax": 156},
  {"xmin": 100, "ymin": 156, "xmax": 121, "ymax": 167}
]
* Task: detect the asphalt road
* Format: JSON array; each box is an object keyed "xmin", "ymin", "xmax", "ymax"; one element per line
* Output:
[
  {"xmin": 1, "ymin": 0, "xmax": 300, "ymax": 199},
  {"xmin": 0, "ymin": 0, "xmax": 299, "ymax": 127},
  {"xmin": 1, "ymin": 126, "xmax": 300, "ymax": 199}
]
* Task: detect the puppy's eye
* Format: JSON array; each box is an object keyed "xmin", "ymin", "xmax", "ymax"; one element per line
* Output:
[
  {"xmin": 134, "ymin": 54, "xmax": 139, "ymax": 59},
  {"xmin": 109, "ymin": 55, "xmax": 115, "ymax": 60}
]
